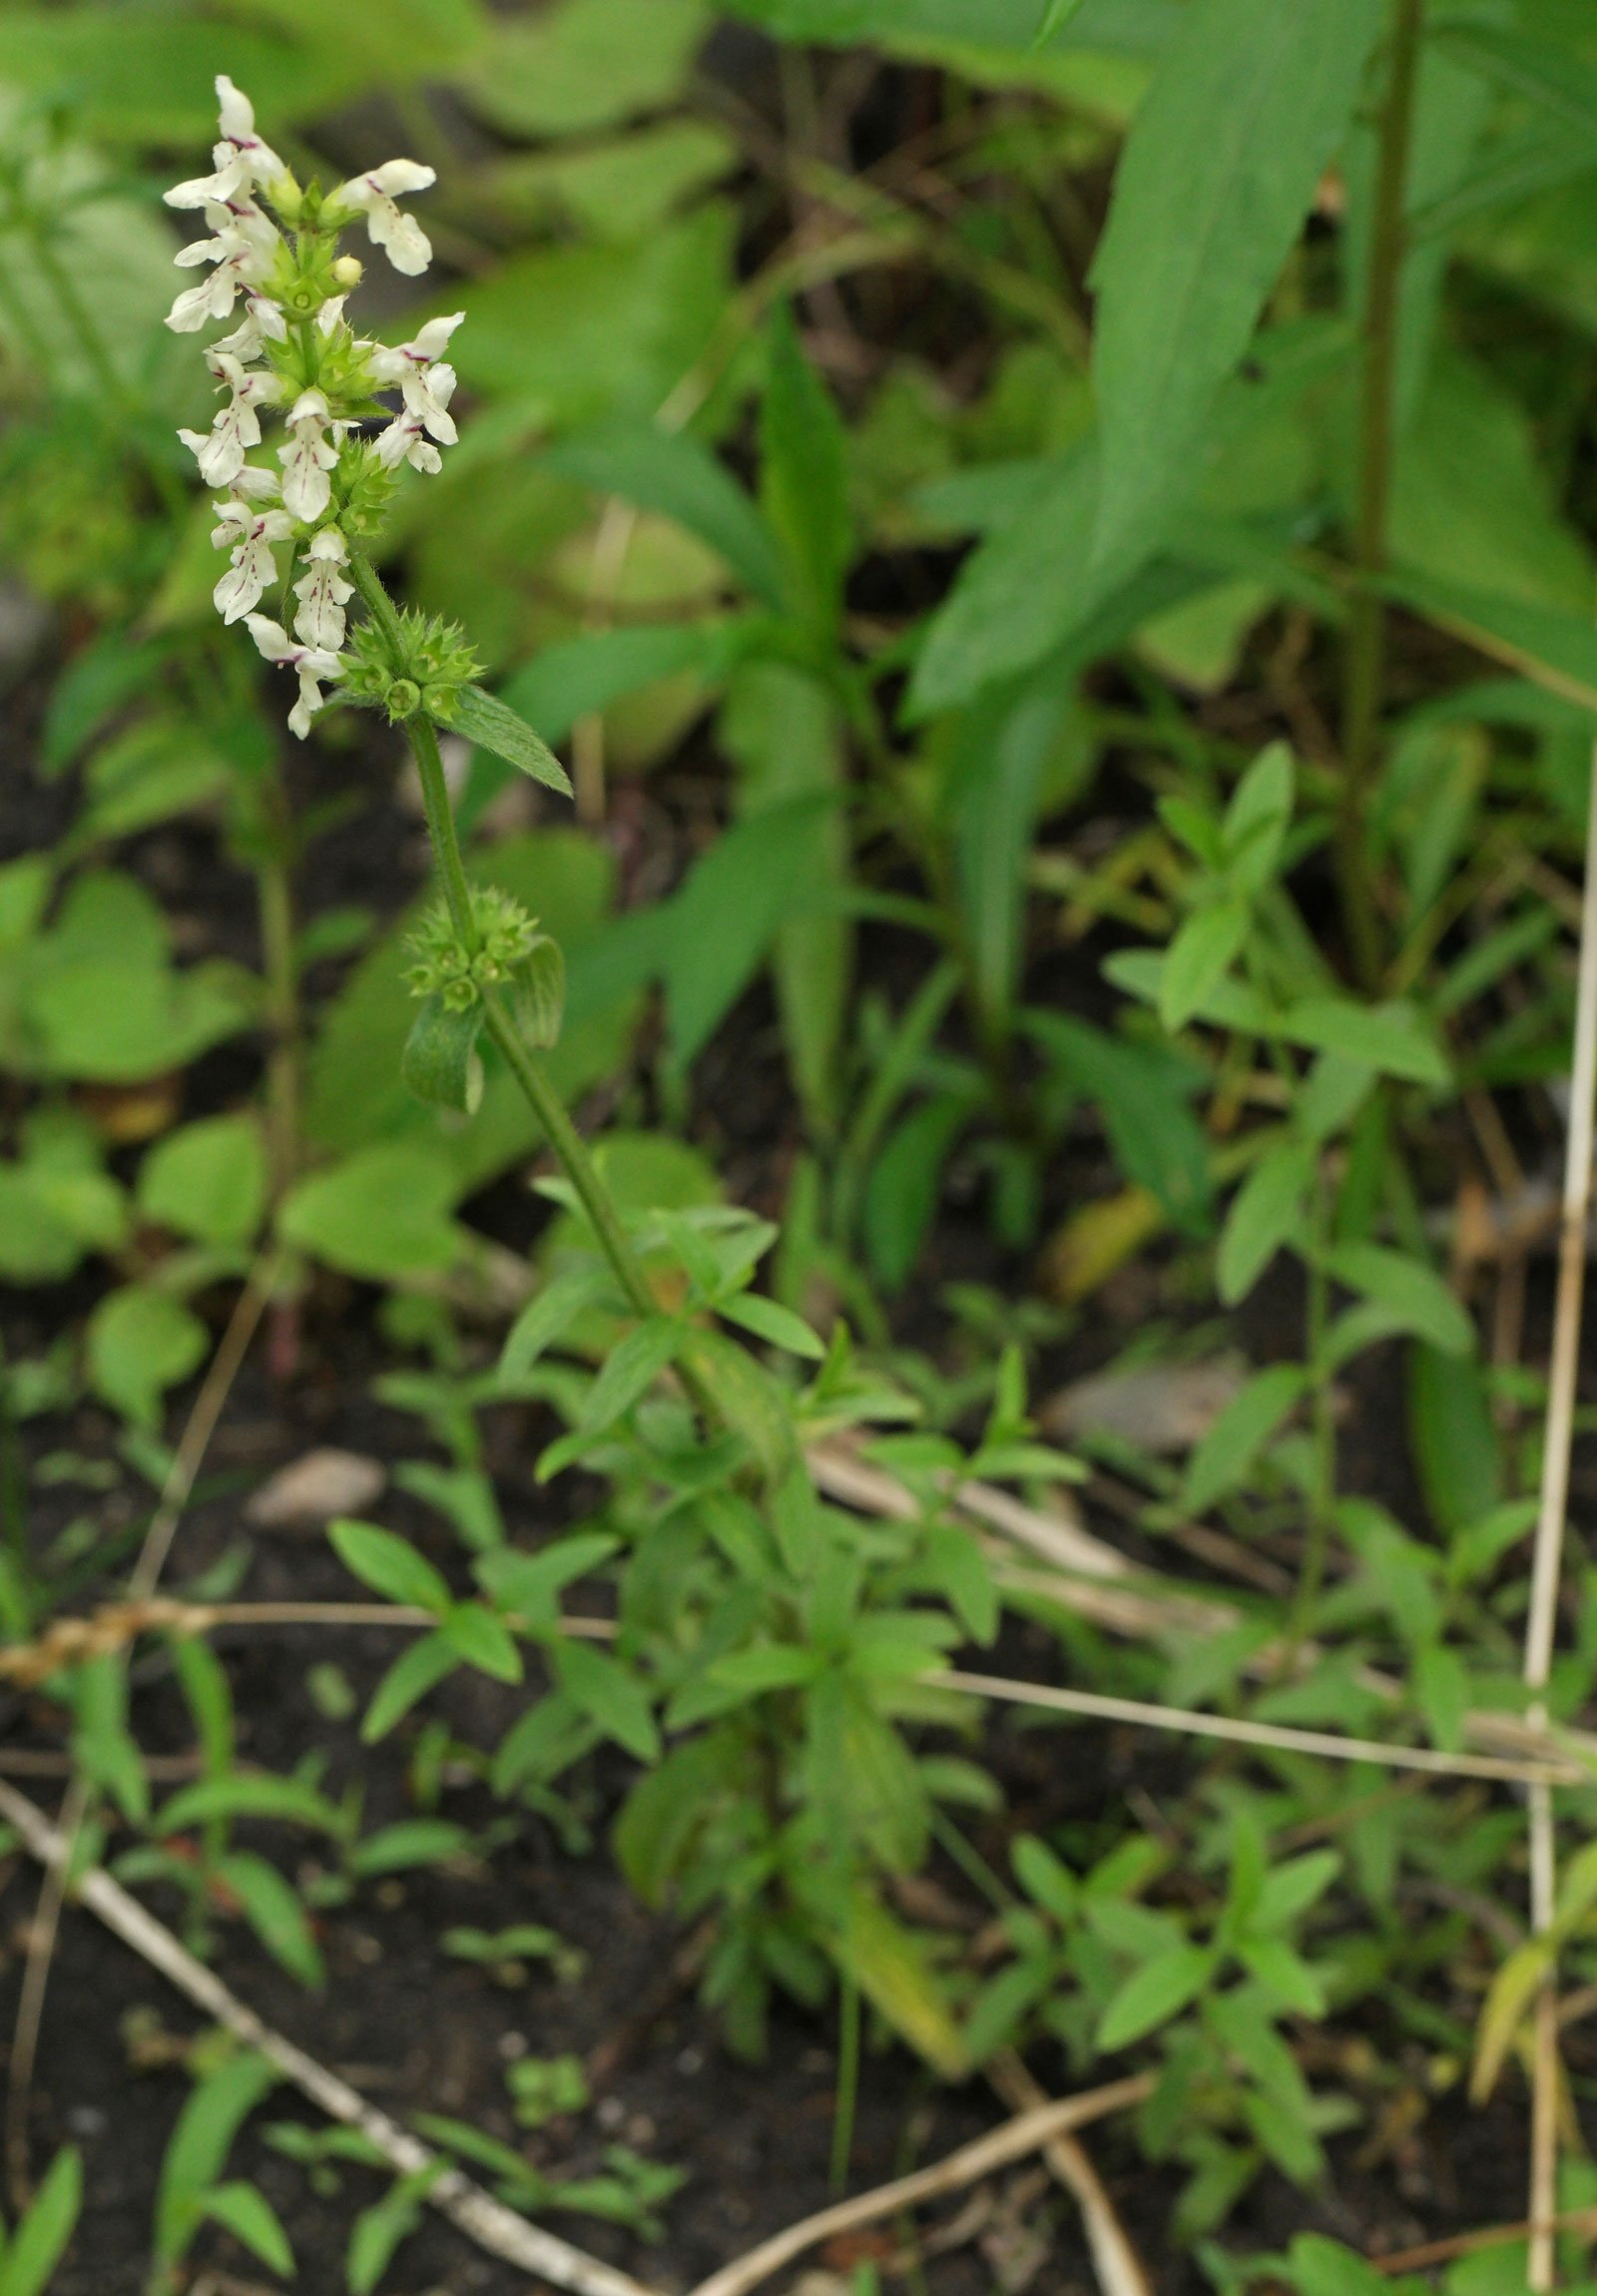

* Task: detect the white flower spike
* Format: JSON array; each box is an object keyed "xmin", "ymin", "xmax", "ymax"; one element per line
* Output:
[
  {"xmin": 244, "ymin": 616, "xmax": 344, "ymax": 739},
  {"xmin": 165, "ymin": 80, "xmax": 465, "ymax": 737},
  {"xmin": 331, "ymin": 161, "xmax": 437, "ymax": 277}
]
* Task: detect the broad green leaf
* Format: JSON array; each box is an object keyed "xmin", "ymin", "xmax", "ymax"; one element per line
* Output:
[
  {"xmin": 1183, "ymin": 1363, "xmax": 1307, "ymax": 1513},
  {"xmin": 543, "ymin": 423, "xmax": 787, "ymax": 608},
  {"xmin": 1218, "ymin": 1137, "xmax": 1315, "ymax": 1305},
  {"xmin": 445, "ymin": 686, "xmax": 573, "ymax": 797},
  {"xmin": 137, "ymin": 1115, "xmax": 267, "ymax": 1249},
  {"xmin": 87, "ymin": 1286, "xmax": 208, "ymax": 1431},
  {"xmin": 279, "ymin": 1144, "xmax": 462, "ymax": 1280},
  {"xmin": 1327, "ymin": 1244, "xmax": 1474, "ymax": 1359},
  {"xmin": 1089, "ymin": 0, "xmax": 1382, "ymax": 566},
  {"xmin": 0, "ymin": 2147, "xmax": 82, "ymax": 2296},
  {"xmin": 329, "ymin": 1520, "xmax": 452, "ymax": 1616},
  {"xmin": 1097, "ymin": 1942, "xmax": 1216, "ymax": 2050},
  {"xmin": 458, "ymin": 0, "xmax": 708, "ymax": 137}
]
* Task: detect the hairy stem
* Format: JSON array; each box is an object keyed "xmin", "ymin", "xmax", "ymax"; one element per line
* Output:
[
  {"xmin": 479, "ymin": 994, "xmax": 656, "ymax": 1322},
  {"xmin": 1336, "ymin": 0, "xmax": 1425, "ymax": 991}
]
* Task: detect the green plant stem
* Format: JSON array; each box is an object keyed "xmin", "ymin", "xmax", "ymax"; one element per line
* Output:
[
  {"xmin": 1336, "ymin": 0, "xmax": 1426, "ymax": 991},
  {"xmin": 479, "ymin": 995, "xmax": 656, "ymax": 1322},
  {"xmin": 829, "ymin": 1974, "xmax": 861, "ymax": 2196},
  {"xmin": 1292, "ymin": 1173, "xmax": 1337, "ymax": 1653},
  {"xmin": 347, "ymin": 553, "xmax": 663, "ymax": 1326}
]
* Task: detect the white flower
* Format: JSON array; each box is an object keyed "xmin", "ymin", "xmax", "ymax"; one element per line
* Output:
[
  {"xmin": 330, "ymin": 159, "xmax": 436, "ymax": 276},
  {"xmin": 165, "ymin": 205, "xmax": 277, "ymax": 334},
  {"xmin": 373, "ymin": 410, "xmax": 443, "ymax": 475},
  {"xmin": 211, "ymin": 496, "xmax": 293, "ymax": 623},
  {"xmin": 277, "ymin": 387, "xmax": 338, "ymax": 523},
  {"xmin": 230, "ymin": 463, "xmax": 282, "ymax": 502},
  {"xmin": 166, "ymin": 77, "xmax": 289, "ymax": 209},
  {"xmin": 244, "ymin": 615, "xmax": 343, "ymax": 738},
  {"xmin": 176, "ymin": 351, "xmax": 281, "ymax": 488},
  {"xmin": 367, "ymin": 311, "xmax": 464, "ymax": 383},
  {"xmin": 212, "ymin": 296, "xmax": 288, "ymax": 363},
  {"xmin": 292, "ymin": 526, "xmax": 353, "ymax": 653}
]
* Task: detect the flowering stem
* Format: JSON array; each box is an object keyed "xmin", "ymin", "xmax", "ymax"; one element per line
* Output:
[
  {"xmin": 479, "ymin": 996, "xmax": 657, "ymax": 1323},
  {"xmin": 346, "ymin": 551, "xmax": 659, "ymax": 1322}
]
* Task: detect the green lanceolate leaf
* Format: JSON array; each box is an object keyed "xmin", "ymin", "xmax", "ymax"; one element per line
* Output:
[
  {"xmin": 1218, "ymin": 1138, "xmax": 1316, "ymax": 1306},
  {"xmin": 401, "ymin": 995, "xmax": 485, "ymax": 1115},
  {"xmin": 447, "ymin": 685, "xmax": 574, "ymax": 796},
  {"xmin": 329, "ymin": 1519, "xmax": 452, "ymax": 1616},
  {"xmin": 1089, "ymin": 0, "xmax": 1383, "ymax": 567},
  {"xmin": 1326, "ymin": 1243, "xmax": 1474, "ymax": 1358},
  {"xmin": 1097, "ymin": 1942, "xmax": 1217, "ymax": 2050},
  {"xmin": 1183, "ymin": 1362, "xmax": 1308, "ymax": 1513},
  {"xmin": 0, "ymin": 2147, "xmax": 82, "ymax": 2296},
  {"xmin": 760, "ymin": 302, "xmax": 852, "ymax": 630}
]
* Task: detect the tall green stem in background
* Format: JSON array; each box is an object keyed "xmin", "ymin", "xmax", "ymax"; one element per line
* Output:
[{"xmin": 1336, "ymin": 0, "xmax": 1425, "ymax": 992}]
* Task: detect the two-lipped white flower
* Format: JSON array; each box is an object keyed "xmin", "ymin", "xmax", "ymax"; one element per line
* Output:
[
  {"xmin": 177, "ymin": 350, "xmax": 281, "ymax": 489},
  {"xmin": 292, "ymin": 526, "xmax": 353, "ymax": 653},
  {"xmin": 166, "ymin": 76, "xmax": 289, "ymax": 211},
  {"xmin": 211, "ymin": 484, "xmax": 294, "ymax": 624},
  {"xmin": 277, "ymin": 388, "xmax": 338, "ymax": 522},
  {"xmin": 166, "ymin": 201, "xmax": 278, "ymax": 333},
  {"xmin": 368, "ymin": 311, "xmax": 462, "ymax": 454},
  {"xmin": 331, "ymin": 161, "xmax": 437, "ymax": 277},
  {"xmin": 244, "ymin": 616, "xmax": 344, "ymax": 739}
]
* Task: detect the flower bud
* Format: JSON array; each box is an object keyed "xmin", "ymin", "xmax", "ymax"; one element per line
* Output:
[{"xmin": 331, "ymin": 254, "xmax": 364, "ymax": 288}]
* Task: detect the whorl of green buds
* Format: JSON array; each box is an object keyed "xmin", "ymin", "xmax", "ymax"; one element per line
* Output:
[
  {"xmin": 404, "ymin": 886, "xmax": 542, "ymax": 1011},
  {"xmin": 343, "ymin": 606, "xmax": 481, "ymax": 724}
]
